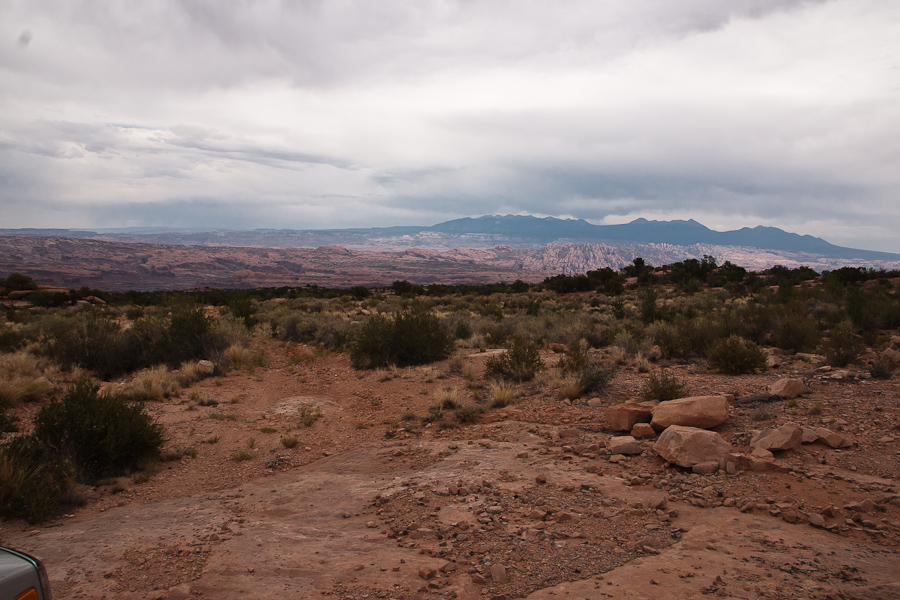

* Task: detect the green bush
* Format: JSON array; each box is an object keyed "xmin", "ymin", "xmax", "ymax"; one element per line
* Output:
[
  {"xmin": 769, "ymin": 311, "xmax": 820, "ymax": 353},
  {"xmin": 32, "ymin": 378, "xmax": 165, "ymax": 480},
  {"xmin": 557, "ymin": 341, "xmax": 616, "ymax": 397},
  {"xmin": 350, "ymin": 304, "xmax": 454, "ymax": 369},
  {"xmin": 819, "ymin": 321, "xmax": 864, "ymax": 367},
  {"xmin": 45, "ymin": 307, "xmax": 228, "ymax": 378},
  {"xmin": 707, "ymin": 335, "xmax": 768, "ymax": 375},
  {"xmin": 484, "ymin": 336, "xmax": 544, "ymax": 382},
  {"xmin": 869, "ymin": 360, "xmax": 892, "ymax": 380},
  {"xmin": 641, "ymin": 369, "xmax": 688, "ymax": 401}
]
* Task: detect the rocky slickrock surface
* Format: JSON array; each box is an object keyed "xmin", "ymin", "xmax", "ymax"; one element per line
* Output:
[{"xmin": 1, "ymin": 341, "xmax": 899, "ymax": 599}]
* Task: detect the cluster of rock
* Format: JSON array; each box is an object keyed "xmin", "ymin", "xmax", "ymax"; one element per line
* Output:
[{"xmin": 603, "ymin": 378, "xmax": 853, "ymax": 475}]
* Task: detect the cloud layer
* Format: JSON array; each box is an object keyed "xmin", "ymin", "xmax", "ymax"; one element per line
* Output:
[{"xmin": 2, "ymin": 0, "xmax": 899, "ymax": 252}]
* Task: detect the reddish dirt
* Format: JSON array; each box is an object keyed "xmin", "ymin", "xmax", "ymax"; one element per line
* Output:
[{"xmin": 2, "ymin": 340, "xmax": 899, "ymax": 600}]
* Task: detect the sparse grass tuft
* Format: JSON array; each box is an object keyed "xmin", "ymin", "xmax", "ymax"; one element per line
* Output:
[
  {"xmin": 488, "ymin": 380, "xmax": 519, "ymax": 408},
  {"xmin": 280, "ymin": 436, "xmax": 300, "ymax": 449},
  {"xmin": 299, "ymin": 405, "xmax": 323, "ymax": 427},
  {"xmin": 231, "ymin": 449, "xmax": 254, "ymax": 462},
  {"xmin": 751, "ymin": 406, "xmax": 775, "ymax": 421},
  {"xmin": 208, "ymin": 411, "xmax": 238, "ymax": 421}
]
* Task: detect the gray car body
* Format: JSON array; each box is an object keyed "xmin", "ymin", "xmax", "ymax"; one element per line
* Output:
[{"xmin": 0, "ymin": 547, "xmax": 51, "ymax": 600}]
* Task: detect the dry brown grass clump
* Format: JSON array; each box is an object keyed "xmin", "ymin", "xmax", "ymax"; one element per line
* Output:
[
  {"xmin": 0, "ymin": 350, "xmax": 56, "ymax": 405},
  {"xmin": 120, "ymin": 365, "xmax": 181, "ymax": 402}
]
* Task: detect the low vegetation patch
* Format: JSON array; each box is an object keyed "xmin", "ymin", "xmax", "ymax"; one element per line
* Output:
[
  {"xmin": 707, "ymin": 335, "xmax": 768, "ymax": 375},
  {"xmin": 350, "ymin": 304, "xmax": 454, "ymax": 369}
]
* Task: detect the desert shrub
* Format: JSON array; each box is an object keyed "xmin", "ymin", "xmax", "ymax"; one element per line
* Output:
[
  {"xmin": 454, "ymin": 404, "xmax": 482, "ymax": 423},
  {"xmin": 212, "ymin": 314, "xmax": 254, "ymax": 348},
  {"xmin": 556, "ymin": 340, "xmax": 591, "ymax": 375},
  {"xmin": 484, "ymin": 337, "xmax": 544, "ymax": 382},
  {"xmin": 350, "ymin": 304, "xmax": 454, "ymax": 369},
  {"xmin": 31, "ymin": 378, "xmax": 165, "ymax": 480},
  {"xmin": 120, "ymin": 365, "xmax": 181, "ymax": 403},
  {"xmin": 819, "ymin": 321, "xmax": 865, "ymax": 367},
  {"xmin": 769, "ymin": 310, "xmax": 821, "ymax": 353},
  {"xmin": 672, "ymin": 317, "xmax": 725, "ymax": 358},
  {"xmin": 453, "ymin": 319, "xmax": 473, "ymax": 340},
  {"xmin": 43, "ymin": 307, "xmax": 228, "ymax": 378},
  {"xmin": 869, "ymin": 361, "xmax": 892, "ymax": 379},
  {"xmin": 0, "ymin": 326, "xmax": 24, "ymax": 352},
  {"xmin": 0, "ymin": 438, "xmax": 74, "ymax": 523},
  {"xmin": 707, "ymin": 335, "xmax": 767, "ymax": 375},
  {"xmin": 641, "ymin": 369, "xmax": 688, "ymax": 401},
  {"xmin": 578, "ymin": 363, "xmax": 617, "ymax": 395},
  {"xmin": 613, "ymin": 330, "xmax": 645, "ymax": 357},
  {"xmin": 46, "ymin": 311, "xmax": 126, "ymax": 378},
  {"xmin": 267, "ymin": 308, "xmax": 352, "ymax": 350}
]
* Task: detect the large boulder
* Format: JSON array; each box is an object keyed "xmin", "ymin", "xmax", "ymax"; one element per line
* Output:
[
  {"xmin": 882, "ymin": 347, "xmax": 900, "ymax": 371},
  {"xmin": 605, "ymin": 401, "xmax": 655, "ymax": 432},
  {"xmin": 768, "ymin": 378, "xmax": 805, "ymax": 399},
  {"xmin": 751, "ymin": 423, "xmax": 803, "ymax": 452},
  {"xmin": 650, "ymin": 396, "xmax": 729, "ymax": 431},
  {"xmin": 653, "ymin": 425, "xmax": 732, "ymax": 468}
]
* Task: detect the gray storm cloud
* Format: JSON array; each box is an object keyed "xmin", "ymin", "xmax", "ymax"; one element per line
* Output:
[{"xmin": 1, "ymin": 0, "xmax": 898, "ymax": 252}]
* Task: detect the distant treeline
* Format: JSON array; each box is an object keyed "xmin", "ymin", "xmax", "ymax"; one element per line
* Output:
[{"xmin": 3, "ymin": 258, "xmax": 899, "ymax": 308}]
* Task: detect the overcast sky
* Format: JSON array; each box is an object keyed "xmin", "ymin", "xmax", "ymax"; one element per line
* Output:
[{"xmin": 2, "ymin": 0, "xmax": 899, "ymax": 252}]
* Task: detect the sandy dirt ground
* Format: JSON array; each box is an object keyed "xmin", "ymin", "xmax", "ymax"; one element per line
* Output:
[{"xmin": 2, "ymin": 340, "xmax": 899, "ymax": 599}]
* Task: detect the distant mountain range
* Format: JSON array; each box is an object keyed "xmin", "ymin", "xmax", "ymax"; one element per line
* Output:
[
  {"xmin": 2, "ymin": 215, "xmax": 898, "ymax": 260},
  {"xmin": 426, "ymin": 216, "xmax": 900, "ymax": 260},
  {"xmin": 2, "ymin": 216, "xmax": 900, "ymax": 291}
]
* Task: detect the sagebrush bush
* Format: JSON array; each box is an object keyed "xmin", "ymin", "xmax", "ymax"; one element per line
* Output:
[
  {"xmin": 641, "ymin": 369, "xmax": 688, "ymax": 401},
  {"xmin": 819, "ymin": 321, "xmax": 864, "ymax": 367},
  {"xmin": 454, "ymin": 404, "xmax": 482, "ymax": 423},
  {"xmin": 32, "ymin": 378, "xmax": 166, "ymax": 480},
  {"xmin": 350, "ymin": 304, "xmax": 454, "ymax": 369},
  {"xmin": 44, "ymin": 307, "xmax": 228, "ymax": 378},
  {"xmin": 769, "ymin": 310, "xmax": 821, "ymax": 353},
  {"xmin": 869, "ymin": 361, "xmax": 892, "ymax": 379},
  {"xmin": 484, "ymin": 337, "xmax": 544, "ymax": 382},
  {"xmin": 707, "ymin": 335, "xmax": 767, "ymax": 375}
]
